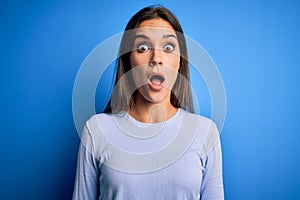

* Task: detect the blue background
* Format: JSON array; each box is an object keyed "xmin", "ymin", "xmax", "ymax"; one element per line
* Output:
[{"xmin": 1, "ymin": 0, "xmax": 300, "ymax": 199}]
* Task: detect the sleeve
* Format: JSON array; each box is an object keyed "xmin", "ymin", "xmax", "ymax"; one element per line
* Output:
[
  {"xmin": 200, "ymin": 123, "xmax": 224, "ymax": 200},
  {"xmin": 72, "ymin": 123, "xmax": 100, "ymax": 200}
]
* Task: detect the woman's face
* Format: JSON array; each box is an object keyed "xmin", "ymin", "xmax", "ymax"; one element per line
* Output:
[{"xmin": 130, "ymin": 18, "xmax": 180, "ymax": 104}]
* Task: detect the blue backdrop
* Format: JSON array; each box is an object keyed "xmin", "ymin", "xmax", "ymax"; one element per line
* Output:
[{"xmin": 1, "ymin": 0, "xmax": 300, "ymax": 199}]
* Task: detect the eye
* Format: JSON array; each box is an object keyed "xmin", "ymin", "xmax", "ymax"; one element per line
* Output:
[
  {"xmin": 163, "ymin": 44, "xmax": 175, "ymax": 52},
  {"xmin": 136, "ymin": 44, "xmax": 150, "ymax": 53}
]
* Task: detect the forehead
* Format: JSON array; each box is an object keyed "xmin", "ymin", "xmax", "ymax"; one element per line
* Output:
[{"xmin": 135, "ymin": 18, "xmax": 176, "ymax": 36}]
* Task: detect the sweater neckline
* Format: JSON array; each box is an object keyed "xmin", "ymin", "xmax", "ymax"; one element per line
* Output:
[
  {"xmin": 111, "ymin": 108, "xmax": 182, "ymax": 139},
  {"xmin": 125, "ymin": 108, "xmax": 181, "ymax": 127}
]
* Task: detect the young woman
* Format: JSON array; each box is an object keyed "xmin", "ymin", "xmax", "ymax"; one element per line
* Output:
[{"xmin": 73, "ymin": 5, "xmax": 224, "ymax": 200}]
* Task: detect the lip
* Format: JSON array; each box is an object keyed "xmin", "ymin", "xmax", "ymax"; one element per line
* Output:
[{"xmin": 148, "ymin": 72, "xmax": 165, "ymax": 91}]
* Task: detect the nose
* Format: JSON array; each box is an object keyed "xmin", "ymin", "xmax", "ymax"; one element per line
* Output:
[{"xmin": 149, "ymin": 48, "xmax": 163, "ymax": 67}]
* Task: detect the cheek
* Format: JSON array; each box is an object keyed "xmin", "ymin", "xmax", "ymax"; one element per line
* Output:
[
  {"xmin": 130, "ymin": 66, "xmax": 149, "ymax": 89},
  {"xmin": 130, "ymin": 54, "xmax": 148, "ymax": 87},
  {"xmin": 129, "ymin": 54, "xmax": 137, "ymax": 68},
  {"xmin": 167, "ymin": 55, "xmax": 180, "ymax": 71},
  {"xmin": 130, "ymin": 52, "xmax": 149, "ymax": 67},
  {"xmin": 162, "ymin": 68, "xmax": 179, "ymax": 91},
  {"xmin": 164, "ymin": 49, "xmax": 181, "ymax": 69}
]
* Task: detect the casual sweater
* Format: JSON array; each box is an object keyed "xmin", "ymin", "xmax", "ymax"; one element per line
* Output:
[{"xmin": 73, "ymin": 109, "xmax": 224, "ymax": 200}]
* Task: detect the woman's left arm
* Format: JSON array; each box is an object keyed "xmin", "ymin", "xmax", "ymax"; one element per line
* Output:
[{"xmin": 200, "ymin": 123, "xmax": 224, "ymax": 200}]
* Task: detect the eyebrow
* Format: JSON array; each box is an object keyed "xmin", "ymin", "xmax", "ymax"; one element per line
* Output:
[
  {"xmin": 134, "ymin": 34, "xmax": 150, "ymax": 40},
  {"xmin": 134, "ymin": 34, "xmax": 177, "ymax": 40},
  {"xmin": 162, "ymin": 34, "xmax": 177, "ymax": 39}
]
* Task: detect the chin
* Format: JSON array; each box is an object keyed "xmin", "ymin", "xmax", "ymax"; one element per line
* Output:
[
  {"xmin": 142, "ymin": 93, "xmax": 170, "ymax": 104},
  {"xmin": 136, "ymin": 86, "xmax": 171, "ymax": 104}
]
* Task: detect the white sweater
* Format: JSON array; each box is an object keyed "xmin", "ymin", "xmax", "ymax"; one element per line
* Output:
[{"xmin": 73, "ymin": 109, "xmax": 224, "ymax": 200}]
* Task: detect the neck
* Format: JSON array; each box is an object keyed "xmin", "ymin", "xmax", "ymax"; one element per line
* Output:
[{"xmin": 128, "ymin": 94, "xmax": 178, "ymax": 123}]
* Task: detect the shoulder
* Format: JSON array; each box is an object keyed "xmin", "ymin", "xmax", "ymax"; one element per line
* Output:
[
  {"xmin": 83, "ymin": 113, "xmax": 116, "ymax": 162},
  {"xmin": 84, "ymin": 113, "xmax": 117, "ymax": 142},
  {"xmin": 84, "ymin": 112, "xmax": 120, "ymax": 143},
  {"xmin": 180, "ymin": 109, "xmax": 217, "ymax": 131},
  {"xmin": 87, "ymin": 112, "xmax": 114, "ymax": 124},
  {"xmin": 85, "ymin": 112, "xmax": 117, "ymax": 131},
  {"xmin": 180, "ymin": 110, "xmax": 220, "ymax": 158}
]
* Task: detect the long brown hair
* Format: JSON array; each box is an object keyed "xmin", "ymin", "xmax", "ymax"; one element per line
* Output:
[{"xmin": 104, "ymin": 5, "xmax": 194, "ymax": 113}]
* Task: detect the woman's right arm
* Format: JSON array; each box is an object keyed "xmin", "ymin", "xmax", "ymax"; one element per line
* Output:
[{"xmin": 72, "ymin": 124, "xmax": 100, "ymax": 200}]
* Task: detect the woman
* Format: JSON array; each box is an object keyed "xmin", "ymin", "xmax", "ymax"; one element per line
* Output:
[{"xmin": 73, "ymin": 5, "xmax": 224, "ymax": 200}]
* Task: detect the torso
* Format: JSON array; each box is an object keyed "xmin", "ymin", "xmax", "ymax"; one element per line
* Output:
[{"xmin": 86, "ymin": 109, "xmax": 215, "ymax": 200}]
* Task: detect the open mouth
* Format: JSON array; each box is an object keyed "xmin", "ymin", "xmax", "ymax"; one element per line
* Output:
[
  {"xmin": 149, "ymin": 74, "xmax": 165, "ymax": 85},
  {"xmin": 148, "ymin": 73, "xmax": 165, "ymax": 91}
]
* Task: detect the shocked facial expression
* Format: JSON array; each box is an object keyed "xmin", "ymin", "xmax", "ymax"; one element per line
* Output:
[{"xmin": 130, "ymin": 18, "xmax": 181, "ymax": 104}]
